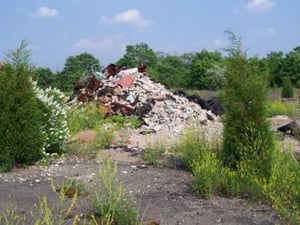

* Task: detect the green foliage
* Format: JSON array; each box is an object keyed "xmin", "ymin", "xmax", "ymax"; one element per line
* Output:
[
  {"xmin": 67, "ymin": 103, "xmax": 104, "ymax": 135},
  {"xmin": 143, "ymin": 143, "xmax": 166, "ymax": 166},
  {"xmin": 94, "ymin": 124, "xmax": 115, "ymax": 150},
  {"xmin": 59, "ymin": 52, "xmax": 99, "ymax": 92},
  {"xmin": 5, "ymin": 40, "xmax": 33, "ymax": 70},
  {"xmin": 191, "ymin": 151, "xmax": 220, "ymax": 199},
  {"xmin": 266, "ymin": 100, "xmax": 298, "ymax": 118},
  {"xmin": 91, "ymin": 158, "xmax": 139, "ymax": 225},
  {"xmin": 34, "ymin": 67, "xmax": 56, "ymax": 89},
  {"xmin": 188, "ymin": 49, "xmax": 225, "ymax": 89},
  {"xmin": 281, "ymin": 46, "xmax": 300, "ymax": 84},
  {"xmin": 150, "ymin": 55, "xmax": 189, "ymax": 88},
  {"xmin": 263, "ymin": 51, "xmax": 284, "ymax": 88},
  {"xmin": 0, "ymin": 43, "xmax": 44, "ymax": 171},
  {"xmin": 296, "ymin": 80, "xmax": 300, "ymax": 89},
  {"xmin": 67, "ymin": 103, "xmax": 143, "ymax": 135},
  {"xmin": 35, "ymin": 85, "xmax": 70, "ymax": 154},
  {"xmin": 205, "ymin": 64, "xmax": 226, "ymax": 90},
  {"xmin": 172, "ymin": 125, "xmax": 221, "ymax": 170},
  {"xmin": 117, "ymin": 43, "xmax": 157, "ymax": 68},
  {"xmin": 262, "ymin": 147, "xmax": 300, "ymax": 224},
  {"xmin": 221, "ymin": 31, "xmax": 274, "ymax": 178},
  {"xmin": 281, "ymin": 77, "xmax": 294, "ymax": 98},
  {"xmin": 103, "ymin": 115, "xmax": 144, "ymax": 130}
]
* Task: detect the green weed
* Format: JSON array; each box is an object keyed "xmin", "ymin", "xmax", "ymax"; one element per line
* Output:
[
  {"xmin": 266, "ymin": 100, "xmax": 299, "ymax": 119},
  {"xmin": 91, "ymin": 157, "xmax": 139, "ymax": 225},
  {"xmin": 143, "ymin": 143, "xmax": 166, "ymax": 166},
  {"xmin": 171, "ymin": 125, "xmax": 221, "ymax": 170}
]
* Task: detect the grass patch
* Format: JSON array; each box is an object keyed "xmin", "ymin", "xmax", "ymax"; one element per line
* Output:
[
  {"xmin": 171, "ymin": 125, "xmax": 221, "ymax": 170},
  {"xmin": 143, "ymin": 143, "xmax": 166, "ymax": 166},
  {"xmin": 266, "ymin": 100, "xmax": 300, "ymax": 119}
]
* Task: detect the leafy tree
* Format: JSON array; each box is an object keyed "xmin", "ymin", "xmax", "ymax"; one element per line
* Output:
[
  {"xmin": 281, "ymin": 46, "xmax": 300, "ymax": 85},
  {"xmin": 189, "ymin": 50, "xmax": 224, "ymax": 89},
  {"xmin": 59, "ymin": 52, "xmax": 99, "ymax": 92},
  {"xmin": 263, "ymin": 51, "xmax": 284, "ymax": 87},
  {"xmin": 150, "ymin": 55, "xmax": 188, "ymax": 88},
  {"xmin": 281, "ymin": 77, "xmax": 294, "ymax": 98},
  {"xmin": 0, "ymin": 41, "xmax": 44, "ymax": 171},
  {"xmin": 204, "ymin": 64, "xmax": 226, "ymax": 90},
  {"xmin": 221, "ymin": 31, "xmax": 274, "ymax": 178},
  {"xmin": 117, "ymin": 43, "xmax": 157, "ymax": 68},
  {"xmin": 34, "ymin": 67, "xmax": 55, "ymax": 89},
  {"xmin": 5, "ymin": 40, "xmax": 33, "ymax": 70}
]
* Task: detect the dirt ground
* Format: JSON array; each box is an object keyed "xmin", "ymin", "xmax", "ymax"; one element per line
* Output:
[
  {"xmin": 0, "ymin": 120, "xmax": 295, "ymax": 225},
  {"xmin": 0, "ymin": 154, "xmax": 284, "ymax": 225}
]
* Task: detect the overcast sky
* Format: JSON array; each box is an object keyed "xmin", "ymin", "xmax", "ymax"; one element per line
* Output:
[{"xmin": 1, "ymin": 0, "xmax": 299, "ymax": 71}]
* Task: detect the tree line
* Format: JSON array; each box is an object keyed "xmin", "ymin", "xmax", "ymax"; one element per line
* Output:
[{"xmin": 33, "ymin": 42, "xmax": 300, "ymax": 92}]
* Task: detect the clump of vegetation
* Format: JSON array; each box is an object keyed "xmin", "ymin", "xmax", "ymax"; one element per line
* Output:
[
  {"xmin": 0, "ymin": 41, "xmax": 44, "ymax": 172},
  {"xmin": 34, "ymin": 84, "xmax": 70, "ymax": 155},
  {"xmin": 91, "ymin": 157, "xmax": 139, "ymax": 225},
  {"xmin": 220, "ymin": 31, "xmax": 274, "ymax": 179},
  {"xmin": 178, "ymin": 31, "xmax": 300, "ymax": 224},
  {"xmin": 67, "ymin": 103, "xmax": 104, "ymax": 135},
  {"xmin": 266, "ymin": 100, "xmax": 299, "ymax": 118},
  {"xmin": 143, "ymin": 143, "xmax": 166, "ymax": 166},
  {"xmin": 281, "ymin": 77, "xmax": 294, "ymax": 98},
  {"xmin": 67, "ymin": 103, "xmax": 143, "ymax": 135},
  {"xmin": 171, "ymin": 125, "xmax": 221, "ymax": 170}
]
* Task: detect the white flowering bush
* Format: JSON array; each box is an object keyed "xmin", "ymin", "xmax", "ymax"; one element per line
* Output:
[{"xmin": 33, "ymin": 82, "xmax": 70, "ymax": 155}]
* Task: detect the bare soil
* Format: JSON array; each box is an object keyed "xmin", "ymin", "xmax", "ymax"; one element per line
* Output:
[{"xmin": 0, "ymin": 125, "xmax": 292, "ymax": 225}]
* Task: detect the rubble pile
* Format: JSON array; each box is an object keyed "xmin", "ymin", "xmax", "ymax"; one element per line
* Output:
[{"xmin": 67, "ymin": 65, "xmax": 221, "ymax": 134}]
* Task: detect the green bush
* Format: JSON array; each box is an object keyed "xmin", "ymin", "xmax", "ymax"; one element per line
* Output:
[
  {"xmin": 296, "ymin": 80, "xmax": 300, "ymax": 89},
  {"xmin": 191, "ymin": 151, "xmax": 219, "ymax": 199},
  {"xmin": 94, "ymin": 124, "xmax": 115, "ymax": 150},
  {"xmin": 262, "ymin": 147, "xmax": 300, "ymax": 223},
  {"xmin": 221, "ymin": 31, "xmax": 274, "ymax": 179},
  {"xmin": 34, "ymin": 85, "xmax": 70, "ymax": 154},
  {"xmin": 0, "ymin": 59, "xmax": 44, "ymax": 171},
  {"xmin": 143, "ymin": 143, "xmax": 166, "ymax": 165},
  {"xmin": 172, "ymin": 125, "xmax": 221, "ymax": 170},
  {"xmin": 67, "ymin": 103, "xmax": 104, "ymax": 135},
  {"xmin": 281, "ymin": 77, "xmax": 294, "ymax": 98}
]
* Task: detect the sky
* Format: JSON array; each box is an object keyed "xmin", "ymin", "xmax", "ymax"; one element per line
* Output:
[{"xmin": 1, "ymin": 0, "xmax": 299, "ymax": 71}]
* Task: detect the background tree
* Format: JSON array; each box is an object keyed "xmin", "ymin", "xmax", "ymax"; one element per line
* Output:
[
  {"xmin": 59, "ymin": 52, "xmax": 99, "ymax": 92},
  {"xmin": 281, "ymin": 46, "xmax": 300, "ymax": 86},
  {"xmin": 263, "ymin": 51, "xmax": 284, "ymax": 87},
  {"xmin": 281, "ymin": 77, "xmax": 294, "ymax": 98},
  {"xmin": 34, "ymin": 67, "xmax": 55, "ymax": 89},
  {"xmin": 221, "ymin": 31, "xmax": 274, "ymax": 178},
  {"xmin": 0, "ymin": 41, "xmax": 44, "ymax": 171},
  {"xmin": 150, "ymin": 55, "xmax": 188, "ymax": 88},
  {"xmin": 188, "ymin": 50, "xmax": 224, "ymax": 89},
  {"xmin": 204, "ymin": 64, "xmax": 226, "ymax": 90},
  {"xmin": 117, "ymin": 43, "xmax": 157, "ymax": 68}
]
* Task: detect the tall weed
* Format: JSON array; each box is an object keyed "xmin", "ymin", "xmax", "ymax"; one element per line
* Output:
[
  {"xmin": 91, "ymin": 157, "xmax": 139, "ymax": 225},
  {"xmin": 172, "ymin": 125, "xmax": 221, "ymax": 170}
]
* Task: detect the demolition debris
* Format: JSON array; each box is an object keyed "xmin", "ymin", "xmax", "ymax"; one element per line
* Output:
[{"xmin": 67, "ymin": 64, "xmax": 222, "ymax": 133}]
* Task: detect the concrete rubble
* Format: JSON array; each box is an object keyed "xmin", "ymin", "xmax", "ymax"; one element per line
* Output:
[{"xmin": 67, "ymin": 64, "xmax": 222, "ymax": 136}]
